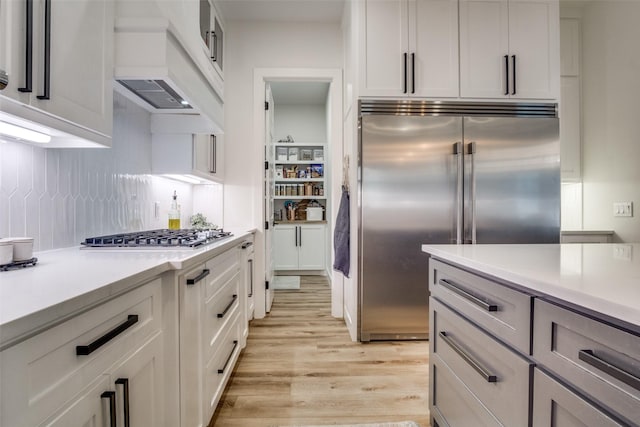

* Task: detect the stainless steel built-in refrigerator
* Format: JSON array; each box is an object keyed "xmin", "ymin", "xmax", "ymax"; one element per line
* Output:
[{"xmin": 358, "ymin": 101, "xmax": 560, "ymax": 341}]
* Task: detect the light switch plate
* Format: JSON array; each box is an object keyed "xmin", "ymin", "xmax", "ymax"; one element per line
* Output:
[
  {"xmin": 154, "ymin": 201, "xmax": 160, "ymax": 220},
  {"xmin": 613, "ymin": 202, "xmax": 633, "ymax": 217}
]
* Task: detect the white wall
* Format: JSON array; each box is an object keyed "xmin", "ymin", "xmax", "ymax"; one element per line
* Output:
[
  {"xmin": 223, "ymin": 20, "xmax": 343, "ymax": 316},
  {"xmin": 274, "ymin": 105, "xmax": 327, "ymax": 143},
  {"xmin": 0, "ymin": 93, "xmax": 223, "ymax": 251},
  {"xmin": 579, "ymin": 2, "xmax": 640, "ymax": 242}
]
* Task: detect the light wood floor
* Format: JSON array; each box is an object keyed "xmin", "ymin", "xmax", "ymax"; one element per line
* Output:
[{"xmin": 209, "ymin": 276, "xmax": 430, "ymax": 427}]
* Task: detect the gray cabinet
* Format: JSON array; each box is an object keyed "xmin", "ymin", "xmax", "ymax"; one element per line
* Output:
[
  {"xmin": 532, "ymin": 369, "xmax": 624, "ymax": 427},
  {"xmin": 533, "ymin": 299, "xmax": 640, "ymax": 425},
  {"xmin": 430, "ymin": 298, "xmax": 532, "ymax": 426},
  {"xmin": 428, "ymin": 259, "xmax": 639, "ymax": 427}
]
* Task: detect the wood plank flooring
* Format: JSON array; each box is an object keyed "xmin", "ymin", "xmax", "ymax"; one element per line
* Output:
[{"xmin": 209, "ymin": 276, "xmax": 430, "ymax": 427}]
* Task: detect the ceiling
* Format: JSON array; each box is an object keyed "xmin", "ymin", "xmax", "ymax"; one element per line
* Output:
[
  {"xmin": 216, "ymin": 0, "xmax": 346, "ymax": 23},
  {"xmin": 270, "ymin": 81, "xmax": 330, "ymax": 105}
]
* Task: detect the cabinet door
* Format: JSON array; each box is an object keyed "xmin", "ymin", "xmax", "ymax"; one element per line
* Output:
[
  {"xmin": 193, "ymin": 134, "xmax": 213, "ymax": 175},
  {"xmin": 532, "ymin": 369, "xmax": 622, "ymax": 427},
  {"xmin": 298, "ymin": 224, "xmax": 326, "ymax": 270},
  {"xmin": 508, "ymin": 0, "xmax": 559, "ymax": 99},
  {"xmin": 409, "ymin": 0, "xmax": 459, "ymax": 97},
  {"xmin": 30, "ymin": 0, "xmax": 113, "ymax": 138},
  {"xmin": 273, "ymin": 225, "xmax": 299, "ymax": 269},
  {"xmin": 110, "ymin": 333, "xmax": 164, "ymax": 427},
  {"xmin": 459, "ymin": 0, "xmax": 510, "ymax": 98},
  {"xmin": 42, "ymin": 376, "xmax": 112, "ymax": 427},
  {"xmin": 360, "ymin": 0, "xmax": 409, "ymax": 96},
  {"xmin": 193, "ymin": 133, "xmax": 224, "ymax": 182},
  {"xmin": 560, "ymin": 76, "xmax": 581, "ymax": 181},
  {"xmin": 0, "ymin": 0, "xmax": 31, "ymax": 105}
]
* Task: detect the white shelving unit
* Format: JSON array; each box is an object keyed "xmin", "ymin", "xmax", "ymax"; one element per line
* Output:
[{"xmin": 274, "ymin": 143, "xmax": 326, "ymax": 204}]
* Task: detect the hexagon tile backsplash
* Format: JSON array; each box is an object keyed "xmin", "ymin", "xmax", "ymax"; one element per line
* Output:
[{"xmin": 0, "ymin": 93, "xmax": 221, "ymax": 252}]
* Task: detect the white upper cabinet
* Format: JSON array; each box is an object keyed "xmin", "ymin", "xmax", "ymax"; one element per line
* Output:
[
  {"xmin": 0, "ymin": 0, "xmax": 113, "ymax": 147},
  {"xmin": 460, "ymin": 0, "xmax": 560, "ymax": 100},
  {"xmin": 199, "ymin": 0, "xmax": 225, "ymax": 80},
  {"xmin": 152, "ymin": 133, "xmax": 224, "ymax": 184},
  {"xmin": 360, "ymin": 0, "xmax": 459, "ymax": 98}
]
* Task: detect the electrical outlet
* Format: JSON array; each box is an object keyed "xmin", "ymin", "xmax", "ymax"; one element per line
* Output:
[
  {"xmin": 154, "ymin": 201, "xmax": 160, "ymax": 220},
  {"xmin": 613, "ymin": 244, "xmax": 633, "ymax": 261},
  {"xmin": 613, "ymin": 202, "xmax": 633, "ymax": 217}
]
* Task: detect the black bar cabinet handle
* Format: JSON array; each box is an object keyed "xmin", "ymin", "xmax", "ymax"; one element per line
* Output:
[
  {"xmin": 438, "ymin": 279, "xmax": 498, "ymax": 312},
  {"xmin": 101, "ymin": 391, "xmax": 117, "ymax": 427},
  {"xmin": 248, "ymin": 258, "xmax": 254, "ymax": 297},
  {"xmin": 115, "ymin": 378, "xmax": 130, "ymax": 427},
  {"xmin": 187, "ymin": 269, "xmax": 210, "ymax": 285},
  {"xmin": 411, "ymin": 52, "xmax": 415, "ymax": 94},
  {"xmin": 217, "ymin": 294, "xmax": 238, "ymax": 318},
  {"xmin": 218, "ymin": 340, "xmax": 238, "ymax": 374},
  {"xmin": 295, "ymin": 226, "xmax": 298, "ymax": 247},
  {"xmin": 36, "ymin": 0, "xmax": 51, "ymax": 100},
  {"xmin": 403, "ymin": 52, "xmax": 408, "ymax": 94},
  {"xmin": 211, "ymin": 32, "xmax": 217, "ymax": 61},
  {"xmin": 210, "ymin": 135, "xmax": 217, "ymax": 174},
  {"xmin": 504, "ymin": 54, "xmax": 509, "ymax": 96},
  {"xmin": 579, "ymin": 350, "xmax": 640, "ymax": 391},
  {"xmin": 439, "ymin": 331, "xmax": 497, "ymax": 383},
  {"xmin": 76, "ymin": 315, "xmax": 138, "ymax": 356},
  {"xmin": 511, "ymin": 55, "xmax": 516, "ymax": 95},
  {"xmin": 241, "ymin": 241, "xmax": 253, "ymax": 249},
  {"xmin": 298, "ymin": 226, "xmax": 302, "ymax": 247},
  {"xmin": 18, "ymin": 0, "xmax": 33, "ymax": 93}
]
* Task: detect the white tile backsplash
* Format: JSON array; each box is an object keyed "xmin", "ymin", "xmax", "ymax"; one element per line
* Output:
[{"xmin": 0, "ymin": 93, "xmax": 223, "ymax": 251}]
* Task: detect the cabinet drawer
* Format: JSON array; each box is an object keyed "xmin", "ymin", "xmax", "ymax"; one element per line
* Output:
[
  {"xmin": 431, "ymin": 355, "xmax": 501, "ymax": 427},
  {"xmin": 430, "ymin": 259, "xmax": 533, "ymax": 354},
  {"xmin": 203, "ymin": 309, "xmax": 242, "ymax": 422},
  {"xmin": 1, "ymin": 278, "xmax": 162, "ymax": 427},
  {"xmin": 204, "ymin": 270, "xmax": 241, "ymax": 360},
  {"xmin": 430, "ymin": 297, "xmax": 532, "ymax": 426},
  {"xmin": 533, "ymin": 299, "xmax": 640, "ymax": 424},
  {"xmin": 204, "ymin": 247, "xmax": 240, "ymax": 300},
  {"xmin": 533, "ymin": 368, "xmax": 624, "ymax": 427}
]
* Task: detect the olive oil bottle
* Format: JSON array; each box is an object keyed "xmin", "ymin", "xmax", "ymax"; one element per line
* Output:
[{"xmin": 168, "ymin": 191, "xmax": 181, "ymax": 229}]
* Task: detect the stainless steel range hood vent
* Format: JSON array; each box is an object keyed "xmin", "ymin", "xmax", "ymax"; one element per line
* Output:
[{"xmin": 117, "ymin": 79, "xmax": 192, "ymax": 110}]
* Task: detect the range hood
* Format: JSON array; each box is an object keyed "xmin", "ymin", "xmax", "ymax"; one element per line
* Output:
[{"xmin": 114, "ymin": 17, "xmax": 223, "ymax": 133}]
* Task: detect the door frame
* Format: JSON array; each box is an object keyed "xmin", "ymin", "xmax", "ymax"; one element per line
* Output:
[{"xmin": 252, "ymin": 67, "xmax": 343, "ymax": 319}]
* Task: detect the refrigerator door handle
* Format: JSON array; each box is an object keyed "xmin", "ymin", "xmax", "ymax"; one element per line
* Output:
[
  {"xmin": 454, "ymin": 142, "xmax": 463, "ymax": 244},
  {"xmin": 467, "ymin": 142, "xmax": 477, "ymax": 244}
]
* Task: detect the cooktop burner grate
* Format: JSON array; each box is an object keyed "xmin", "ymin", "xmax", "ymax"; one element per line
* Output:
[{"xmin": 81, "ymin": 229, "xmax": 233, "ymax": 248}]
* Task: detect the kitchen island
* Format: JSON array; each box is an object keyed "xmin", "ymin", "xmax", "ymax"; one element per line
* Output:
[{"xmin": 423, "ymin": 243, "xmax": 639, "ymax": 427}]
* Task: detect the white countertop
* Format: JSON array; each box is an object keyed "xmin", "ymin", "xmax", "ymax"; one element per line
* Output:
[
  {"xmin": 422, "ymin": 244, "xmax": 640, "ymax": 330},
  {"xmin": 0, "ymin": 231, "xmax": 252, "ymax": 348}
]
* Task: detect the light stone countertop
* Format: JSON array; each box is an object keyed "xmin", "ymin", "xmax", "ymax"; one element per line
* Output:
[
  {"xmin": 422, "ymin": 243, "xmax": 640, "ymax": 332},
  {"xmin": 0, "ymin": 231, "xmax": 252, "ymax": 348}
]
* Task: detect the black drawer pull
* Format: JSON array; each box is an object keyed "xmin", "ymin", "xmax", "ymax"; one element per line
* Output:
[
  {"xmin": 115, "ymin": 378, "xmax": 130, "ymax": 427},
  {"xmin": 579, "ymin": 350, "xmax": 640, "ymax": 392},
  {"xmin": 187, "ymin": 269, "xmax": 210, "ymax": 285},
  {"xmin": 101, "ymin": 391, "xmax": 116, "ymax": 427},
  {"xmin": 76, "ymin": 315, "xmax": 138, "ymax": 356},
  {"xmin": 218, "ymin": 340, "xmax": 238, "ymax": 374},
  {"xmin": 439, "ymin": 331, "xmax": 497, "ymax": 383},
  {"xmin": 438, "ymin": 279, "xmax": 498, "ymax": 312},
  {"xmin": 218, "ymin": 294, "xmax": 238, "ymax": 318},
  {"xmin": 241, "ymin": 241, "xmax": 253, "ymax": 249}
]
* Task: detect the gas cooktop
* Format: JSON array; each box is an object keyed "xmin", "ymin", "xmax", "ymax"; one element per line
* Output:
[{"xmin": 81, "ymin": 229, "xmax": 233, "ymax": 249}]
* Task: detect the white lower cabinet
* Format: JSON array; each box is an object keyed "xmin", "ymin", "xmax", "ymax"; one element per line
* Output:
[
  {"xmin": 0, "ymin": 278, "xmax": 165, "ymax": 427},
  {"xmin": 273, "ymin": 224, "xmax": 326, "ymax": 270},
  {"xmin": 179, "ymin": 246, "xmax": 243, "ymax": 427}
]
